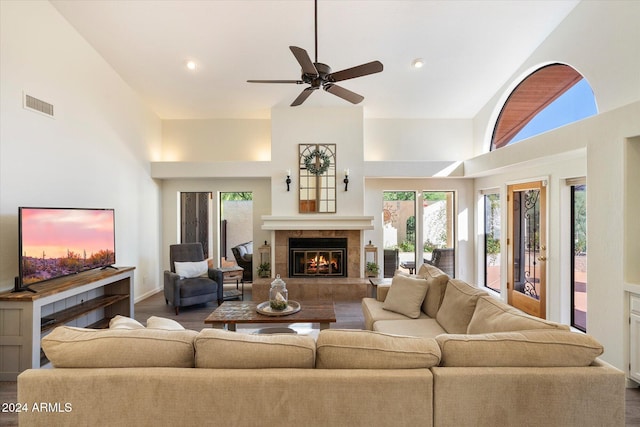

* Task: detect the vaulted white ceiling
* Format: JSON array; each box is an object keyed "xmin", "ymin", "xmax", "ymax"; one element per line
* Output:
[{"xmin": 50, "ymin": 0, "xmax": 579, "ymax": 120}]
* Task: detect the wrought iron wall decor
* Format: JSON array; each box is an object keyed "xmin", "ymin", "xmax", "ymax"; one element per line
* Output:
[{"xmin": 299, "ymin": 144, "xmax": 336, "ymax": 213}]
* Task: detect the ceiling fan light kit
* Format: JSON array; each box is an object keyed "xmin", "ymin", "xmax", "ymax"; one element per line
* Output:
[{"xmin": 247, "ymin": 0, "xmax": 383, "ymax": 106}]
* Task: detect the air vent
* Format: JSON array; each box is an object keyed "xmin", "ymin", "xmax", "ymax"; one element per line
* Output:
[{"xmin": 23, "ymin": 93, "xmax": 54, "ymax": 118}]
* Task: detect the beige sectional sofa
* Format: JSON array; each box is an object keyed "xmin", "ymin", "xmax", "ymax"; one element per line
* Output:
[
  {"xmin": 362, "ymin": 264, "xmax": 625, "ymax": 426},
  {"xmin": 20, "ymin": 326, "xmax": 437, "ymax": 427},
  {"xmin": 17, "ymin": 266, "xmax": 625, "ymax": 426}
]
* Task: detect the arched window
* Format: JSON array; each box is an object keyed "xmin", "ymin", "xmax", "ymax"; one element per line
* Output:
[{"xmin": 491, "ymin": 64, "xmax": 597, "ymax": 150}]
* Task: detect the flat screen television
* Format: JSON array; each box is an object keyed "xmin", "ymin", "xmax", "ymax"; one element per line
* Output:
[{"xmin": 18, "ymin": 207, "xmax": 116, "ymax": 287}]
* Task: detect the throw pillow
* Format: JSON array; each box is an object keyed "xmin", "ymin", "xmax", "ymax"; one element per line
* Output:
[
  {"xmin": 436, "ymin": 330, "xmax": 604, "ymax": 367},
  {"xmin": 41, "ymin": 326, "xmax": 198, "ymax": 368},
  {"xmin": 316, "ymin": 329, "xmax": 441, "ymax": 369},
  {"xmin": 419, "ymin": 264, "xmax": 449, "ymax": 318},
  {"xmin": 194, "ymin": 329, "xmax": 316, "ymax": 369},
  {"xmin": 146, "ymin": 316, "xmax": 185, "ymax": 330},
  {"xmin": 109, "ymin": 315, "xmax": 145, "ymax": 329},
  {"xmin": 467, "ymin": 296, "xmax": 569, "ymax": 334},
  {"xmin": 382, "ymin": 274, "xmax": 429, "ymax": 318},
  {"xmin": 174, "ymin": 260, "xmax": 208, "ymax": 278},
  {"xmin": 435, "ymin": 279, "xmax": 487, "ymax": 333}
]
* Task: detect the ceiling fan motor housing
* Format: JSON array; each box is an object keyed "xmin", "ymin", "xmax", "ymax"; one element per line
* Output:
[{"xmin": 303, "ymin": 63, "xmax": 331, "ymax": 88}]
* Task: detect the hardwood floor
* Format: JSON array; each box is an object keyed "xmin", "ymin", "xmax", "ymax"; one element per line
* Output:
[{"xmin": 1, "ymin": 284, "xmax": 639, "ymax": 426}]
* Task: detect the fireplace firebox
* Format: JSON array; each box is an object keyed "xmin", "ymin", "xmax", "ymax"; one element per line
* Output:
[{"xmin": 289, "ymin": 237, "xmax": 348, "ymax": 277}]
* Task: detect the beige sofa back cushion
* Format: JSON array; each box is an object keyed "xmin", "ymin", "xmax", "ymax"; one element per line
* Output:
[
  {"xmin": 467, "ymin": 296, "xmax": 570, "ymax": 334},
  {"xmin": 435, "ymin": 279, "xmax": 487, "ymax": 333},
  {"xmin": 418, "ymin": 264, "xmax": 449, "ymax": 317},
  {"xmin": 436, "ymin": 330, "xmax": 604, "ymax": 367},
  {"xmin": 194, "ymin": 329, "xmax": 316, "ymax": 368},
  {"xmin": 41, "ymin": 326, "xmax": 198, "ymax": 368},
  {"xmin": 316, "ymin": 329, "xmax": 441, "ymax": 369},
  {"xmin": 382, "ymin": 274, "xmax": 429, "ymax": 318}
]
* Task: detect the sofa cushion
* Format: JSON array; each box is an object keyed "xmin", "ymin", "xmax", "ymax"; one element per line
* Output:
[
  {"xmin": 436, "ymin": 330, "xmax": 604, "ymax": 367},
  {"xmin": 373, "ymin": 318, "xmax": 447, "ymax": 339},
  {"xmin": 467, "ymin": 296, "xmax": 570, "ymax": 334},
  {"xmin": 109, "ymin": 315, "xmax": 145, "ymax": 329},
  {"xmin": 382, "ymin": 274, "xmax": 429, "ymax": 319},
  {"xmin": 146, "ymin": 316, "xmax": 185, "ymax": 330},
  {"xmin": 194, "ymin": 329, "xmax": 316, "ymax": 368},
  {"xmin": 436, "ymin": 279, "xmax": 487, "ymax": 333},
  {"xmin": 41, "ymin": 326, "xmax": 198, "ymax": 368},
  {"xmin": 174, "ymin": 260, "xmax": 208, "ymax": 278},
  {"xmin": 418, "ymin": 264, "xmax": 450, "ymax": 317},
  {"xmin": 315, "ymin": 329, "xmax": 441, "ymax": 369},
  {"xmin": 361, "ymin": 297, "xmax": 429, "ymax": 330}
]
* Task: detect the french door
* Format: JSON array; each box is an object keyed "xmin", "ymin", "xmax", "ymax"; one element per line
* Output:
[{"xmin": 507, "ymin": 181, "xmax": 547, "ymax": 318}]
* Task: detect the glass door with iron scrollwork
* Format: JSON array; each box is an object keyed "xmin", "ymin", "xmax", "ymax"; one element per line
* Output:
[{"xmin": 507, "ymin": 181, "xmax": 547, "ymax": 319}]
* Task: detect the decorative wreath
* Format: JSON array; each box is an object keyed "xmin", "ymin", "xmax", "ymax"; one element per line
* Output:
[{"xmin": 303, "ymin": 149, "xmax": 331, "ymax": 176}]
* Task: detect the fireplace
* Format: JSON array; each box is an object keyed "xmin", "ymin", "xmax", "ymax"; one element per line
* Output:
[{"xmin": 288, "ymin": 237, "xmax": 347, "ymax": 277}]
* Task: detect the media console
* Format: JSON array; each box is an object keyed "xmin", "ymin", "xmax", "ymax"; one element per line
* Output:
[{"xmin": 0, "ymin": 267, "xmax": 134, "ymax": 380}]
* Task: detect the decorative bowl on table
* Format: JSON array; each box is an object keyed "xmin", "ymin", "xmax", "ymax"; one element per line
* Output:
[{"xmin": 255, "ymin": 300, "xmax": 301, "ymax": 316}]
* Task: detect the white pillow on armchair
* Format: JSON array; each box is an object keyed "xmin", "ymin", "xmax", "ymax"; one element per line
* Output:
[{"xmin": 174, "ymin": 260, "xmax": 208, "ymax": 278}]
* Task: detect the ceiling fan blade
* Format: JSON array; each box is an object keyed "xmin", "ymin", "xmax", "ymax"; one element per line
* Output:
[
  {"xmin": 291, "ymin": 87, "xmax": 315, "ymax": 106},
  {"xmin": 247, "ymin": 80, "xmax": 303, "ymax": 84},
  {"xmin": 324, "ymin": 84, "xmax": 364, "ymax": 104},
  {"xmin": 328, "ymin": 61, "xmax": 384, "ymax": 82},
  {"xmin": 290, "ymin": 46, "xmax": 318, "ymax": 76}
]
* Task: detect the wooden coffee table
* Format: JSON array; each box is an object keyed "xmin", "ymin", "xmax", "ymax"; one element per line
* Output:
[{"xmin": 204, "ymin": 300, "xmax": 336, "ymax": 331}]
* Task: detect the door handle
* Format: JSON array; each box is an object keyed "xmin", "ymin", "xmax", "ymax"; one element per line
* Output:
[{"xmin": 538, "ymin": 256, "xmax": 547, "ymax": 261}]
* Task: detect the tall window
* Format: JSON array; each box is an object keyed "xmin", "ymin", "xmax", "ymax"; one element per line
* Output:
[
  {"xmin": 570, "ymin": 182, "xmax": 587, "ymax": 331},
  {"xmin": 220, "ymin": 192, "xmax": 253, "ymax": 264},
  {"xmin": 383, "ymin": 192, "xmax": 416, "ymax": 275},
  {"xmin": 423, "ymin": 191, "xmax": 455, "ymax": 277},
  {"xmin": 483, "ymin": 192, "xmax": 501, "ymax": 292},
  {"xmin": 491, "ymin": 64, "xmax": 597, "ymax": 150}
]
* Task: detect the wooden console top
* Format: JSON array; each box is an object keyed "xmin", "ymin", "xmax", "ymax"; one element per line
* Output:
[{"xmin": 0, "ymin": 267, "xmax": 135, "ymax": 301}]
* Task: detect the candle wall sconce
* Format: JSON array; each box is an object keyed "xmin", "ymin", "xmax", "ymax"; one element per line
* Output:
[{"xmin": 343, "ymin": 168, "xmax": 349, "ymax": 191}]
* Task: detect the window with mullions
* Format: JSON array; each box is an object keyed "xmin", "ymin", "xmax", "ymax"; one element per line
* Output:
[
  {"xmin": 383, "ymin": 192, "xmax": 416, "ymax": 275},
  {"xmin": 483, "ymin": 193, "xmax": 501, "ymax": 292},
  {"xmin": 491, "ymin": 64, "xmax": 597, "ymax": 150},
  {"xmin": 570, "ymin": 182, "xmax": 587, "ymax": 332}
]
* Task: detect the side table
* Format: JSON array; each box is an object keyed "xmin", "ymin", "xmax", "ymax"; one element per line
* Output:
[
  {"xmin": 220, "ymin": 266, "xmax": 244, "ymax": 301},
  {"xmin": 368, "ymin": 277, "xmax": 392, "ymax": 299}
]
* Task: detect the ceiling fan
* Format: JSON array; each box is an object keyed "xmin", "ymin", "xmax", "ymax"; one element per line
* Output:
[{"xmin": 247, "ymin": 0, "xmax": 383, "ymax": 106}]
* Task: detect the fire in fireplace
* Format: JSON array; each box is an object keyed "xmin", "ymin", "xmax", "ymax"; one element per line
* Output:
[{"xmin": 289, "ymin": 237, "xmax": 347, "ymax": 277}]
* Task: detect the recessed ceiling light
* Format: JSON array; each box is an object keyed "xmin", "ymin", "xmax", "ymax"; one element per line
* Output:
[
  {"xmin": 186, "ymin": 60, "xmax": 197, "ymax": 71},
  {"xmin": 411, "ymin": 58, "xmax": 425, "ymax": 69}
]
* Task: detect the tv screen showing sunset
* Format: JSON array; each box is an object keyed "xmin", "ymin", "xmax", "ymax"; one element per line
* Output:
[{"xmin": 20, "ymin": 208, "xmax": 115, "ymax": 284}]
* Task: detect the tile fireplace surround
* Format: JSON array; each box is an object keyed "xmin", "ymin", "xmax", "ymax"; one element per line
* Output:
[{"xmin": 254, "ymin": 216, "xmax": 375, "ymax": 301}]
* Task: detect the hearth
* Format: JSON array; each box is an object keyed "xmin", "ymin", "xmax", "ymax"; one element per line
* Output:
[{"xmin": 289, "ymin": 237, "xmax": 347, "ymax": 277}]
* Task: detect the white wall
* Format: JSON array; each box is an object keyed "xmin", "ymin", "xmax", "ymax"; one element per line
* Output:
[
  {"xmin": 473, "ymin": 0, "xmax": 640, "ymax": 154},
  {"xmin": 364, "ymin": 118, "xmax": 474, "ymax": 161},
  {"xmin": 162, "ymin": 119, "xmax": 270, "ymax": 162},
  {"xmin": 270, "ymin": 107, "xmax": 365, "ymax": 216},
  {"xmin": 0, "ymin": 1, "xmax": 162, "ymax": 300}
]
